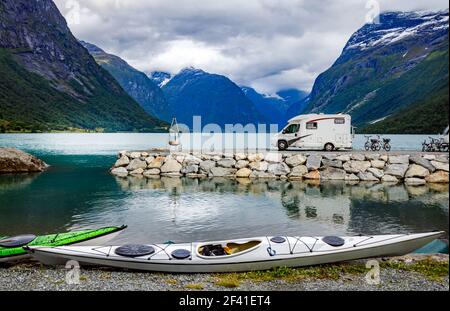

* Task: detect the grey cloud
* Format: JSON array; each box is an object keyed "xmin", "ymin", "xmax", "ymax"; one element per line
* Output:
[{"xmin": 54, "ymin": 0, "xmax": 449, "ymax": 93}]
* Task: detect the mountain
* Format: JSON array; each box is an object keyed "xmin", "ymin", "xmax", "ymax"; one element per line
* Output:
[
  {"xmin": 241, "ymin": 87, "xmax": 308, "ymax": 127},
  {"xmin": 0, "ymin": 0, "xmax": 167, "ymax": 133},
  {"xmin": 80, "ymin": 41, "xmax": 169, "ymax": 121},
  {"xmin": 300, "ymin": 10, "xmax": 449, "ymax": 132},
  {"xmin": 150, "ymin": 71, "xmax": 172, "ymax": 87},
  {"xmin": 161, "ymin": 68, "xmax": 267, "ymax": 129}
]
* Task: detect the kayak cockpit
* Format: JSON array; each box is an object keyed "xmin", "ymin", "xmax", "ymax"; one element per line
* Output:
[{"xmin": 198, "ymin": 240, "xmax": 262, "ymax": 258}]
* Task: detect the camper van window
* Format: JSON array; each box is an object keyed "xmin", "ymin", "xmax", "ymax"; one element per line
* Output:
[
  {"xmin": 334, "ymin": 118, "xmax": 345, "ymax": 124},
  {"xmin": 306, "ymin": 122, "xmax": 318, "ymax": 130},
  {"xmin": 284, "ymin": 124, "xmax": 300, "ymax": 134}
]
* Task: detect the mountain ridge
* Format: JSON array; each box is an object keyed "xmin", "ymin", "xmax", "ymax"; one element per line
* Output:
[{"xmin": 0, "ymin": 0, "xmax": 167, "ymax": 132}]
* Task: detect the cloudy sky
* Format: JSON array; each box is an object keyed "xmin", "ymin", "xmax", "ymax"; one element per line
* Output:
[{"xmin": 54, "ymin": 0, "xmax": 448, "ymax": 93}]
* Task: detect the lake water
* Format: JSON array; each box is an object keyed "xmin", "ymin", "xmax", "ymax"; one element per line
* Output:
[{"xmin": 0, "ymin": 134, "xmax": 448, "ymax": 248}]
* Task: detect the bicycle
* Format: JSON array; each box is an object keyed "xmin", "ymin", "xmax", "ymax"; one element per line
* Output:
[{"xmin": 382, "ymin": 137, "xmax": 391, "ymax": 152}]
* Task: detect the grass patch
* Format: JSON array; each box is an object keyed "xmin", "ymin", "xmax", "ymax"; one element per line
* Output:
[
  {"xmin": 381, "ymin": 259, "xmax": 449, "ymax": 281},
  {"xmin": 215, "ymin": 274, "xmax": 241, "ymax": 288},
  {"xmin": 185, "ymin": 283, "xmax": 204, "ymax": 290},
  {"xmin": 165, "ymin": 279, "xmax": 178, "ymax": 285}
]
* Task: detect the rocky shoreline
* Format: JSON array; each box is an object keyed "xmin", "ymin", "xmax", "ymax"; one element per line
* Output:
[
  {"xmin": 111, "ymin": 151, "xmax": 449, "ymax": 184},
  {"xmin": 0, "ymin": 148, "xmax": 48, "ymax": 174},
  {"xmin": 0, "ymin": 254, "xmax": 447, "ymax": 291}
]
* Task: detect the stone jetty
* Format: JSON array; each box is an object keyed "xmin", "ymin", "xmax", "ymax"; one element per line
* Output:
[{"xmin": 111, "ymin": 151, "xmax": 449, "ymax": 184}]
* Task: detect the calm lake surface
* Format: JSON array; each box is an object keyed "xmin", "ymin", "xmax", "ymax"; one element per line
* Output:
[{"xmin": 0, "ymin": 134, "xmax": 448, "ymax": 247}]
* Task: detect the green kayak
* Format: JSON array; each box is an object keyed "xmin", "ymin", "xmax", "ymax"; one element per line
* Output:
[{"xmin": 0, "ymin": 225, "xmax": 126, "ymax": 263}]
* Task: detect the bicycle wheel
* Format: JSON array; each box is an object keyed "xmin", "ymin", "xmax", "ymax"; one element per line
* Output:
[
  {"xmin": 384, "ymin": 143, "xmax": 391, "ymax": 152},
  {"xmin": 365, "ymin": 143, "xmax": 371, "ymax": 151}
]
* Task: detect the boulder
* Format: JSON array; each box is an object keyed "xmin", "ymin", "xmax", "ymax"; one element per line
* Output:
[
  {"xmin": 357, "ymin": 171, "xmax": 379, "ymax": 182},
  {"xmin": 384, "ymin": 164, "xmax": 409, "ymax": 178},
  {"xmin": 0, "ymin": 148, "xmax": 49, "ymax": 173},
  {"xmin": 306, "ymin": 155, "xmax": 322, "ymax": 171},
  {"xmin": 148, "ymin": 156, "xmax": 165, "ymax": 169},
  {"xmin": 380, "ymin": 155, "xmax": 389, "ymax": 162},
  {"xmin": 289, "ymin": 165, "xmax": 308, "ymax": 178},
  {"xmin": 145, "ymin": 156, "xmax": 155, "ymax": 165},
  {"xmin": 130, "ymin": 168, "xmax": 144, "ymax": 175},
  {"xmin": 249, "ymin": 171, "xmax": 276, "ymax": 179},
  {"xmin": 409, "ymin": 156, "xmax": 435, "ymax": 173},
  {"xmin": 431, "ymin": 161, "xmax": 449, "ymax": 172},
  {"xmin": 366, "ymin": 154, "xmax": 380, "ymax": 161},
  {"xmin": 370, "ymin": 160, "xmax": 385, "ymax": 169},
  {"xmin": 348, "ymin": 161, "xmax": 371, "ymax": 172},
  {"xmin": 264, "ymin": 152, "xmax": 283, "ymax": 163},
  {"xmin": 351, "ymin": 154, "xmax": 366, "ymax": 161},
  {"xmin": 405, "ymin": 178, "xmax": 426, "ymax": 186},
  {"xmin": 425, "ymin": 171, "xmax": 449, "ymax": 183},
  {"xmin": 343, "ymin": 162, "xmax": 359, "ymax": 174},
  {"xmin": 236, "ymin": 168, "xmax": 252, "ymax": 178},
  {"xmin": 345, "ymin": 174, "xmax": 360, "ymax": 181},
  {"xmin": 389, "ymin": 155, "xmax": 409, "ymax": 164},
  {"xmin": 336, "ymin": 155, "xmax": 351, "ymax": 162},
  {"xmin": 405, "ymin": 164, "xmax": 430, "ymax": 178},
  {"xmin": 381, "ymin": 175, "xmax": 399, "ymax": 183},
  {"xmin": 235, "ymin": 160, "xmax": 249, "ymax": 169},
  {"xmin": 235, "ymin": 153, "xmax": 247, "ymax": 161},
  {"xmin": 210, "ymin": 167, "xmax": 236, "ymax": 177},
  {"xmin": 181, "ymin": 165, "xmax": 199, "ymax": 174},
  {"xmin": 143, "ymin": 169, "xmax": 161, "ymax": 176},
  {"xmin": 321, "ymin": 167, "xmax": 346, "ymax": 180},
  {"xmin": 114, "ymin": 155, "xmax": 130, "ymax": 168},
  {"xmin": 249, "ymin": 161, "xmax": 269, "ymax": 172},
  {"xmin": 321, "ymin": 159, "xmax": 343, "ymax": 169},
  {"xmin": 200, "ymin": 160, "xmax": 216, "ymax": 173},
  {"xmin": 304, "ymin": 170, "xmax": 321, "ymax": 180},
  {"xmin": 367, "ymin": 167, "xmax": 384, "ymax": 179},
  {"xmin": 435, "ymin": 155, "xmax": 449, "ymax": 163},
  {"xmin": 247, "ymin": 153, "xmax": 265, "ymax": 162},
  {"xmin": 423, "ymin": 154, "xmax": 436, "ymax": 161},
  {"xmin": 175, "ymin": 155, "xmax": 186, "ymax": 163},
  {"xmin": 217, "ymin": 158, "xmax": 236, "ymax": 168},
  {"xmin": 268, "ymin": 163, "xmax": 291, "ymax": 176},
  {"xmin": 183, "ymin": 155, "xmax": 202, "ymax": 165},
  {"xmin": 161, "ymin": 159, "xmax": 182, "ymax": 173},
  {"xmin": 130, "ymin": 152, "xmax": 142, "ymax": 159},
  {"xmin": 126, "ymin": 159, "xmax": 147, "ymax": 171},
  {"xmin": 141, "ymin": 152, "xmax": 149, "ymax": 158},
  {"xmin": 285, "ymin": 154, "xmax": 307, "ymax": 167},
  {"xmin": 111, "ymin": 167, "xmax": 128, "ymax": 177}
]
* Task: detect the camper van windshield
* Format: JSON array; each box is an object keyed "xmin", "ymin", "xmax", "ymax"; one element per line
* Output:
[{"xmin": 284, "ymin": 124, "xmax": 299, "ymax": 134}]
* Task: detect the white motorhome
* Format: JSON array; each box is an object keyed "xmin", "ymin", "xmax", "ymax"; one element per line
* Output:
[{"xmin": 272, "ymin": 114, "xmax": 354, "ymax": 151}]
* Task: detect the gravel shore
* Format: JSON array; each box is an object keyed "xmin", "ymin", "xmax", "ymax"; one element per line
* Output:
[{"xmin": 0, "ymin": 255, "xmax": 448, "ymax": 291}]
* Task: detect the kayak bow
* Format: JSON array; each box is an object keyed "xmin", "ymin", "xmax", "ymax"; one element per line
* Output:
[
  {"xmin": 26, "ymin": 231, "xmax": 443, "ymax": 273},
  {"xmin": 0, "ymin": 225, "xmax": 126, "ymax": 263}
]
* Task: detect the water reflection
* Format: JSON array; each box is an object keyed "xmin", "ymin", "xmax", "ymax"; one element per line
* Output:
[{"xmin": 113, "ymin": 177, "xmax": 449, "ymax": 242}]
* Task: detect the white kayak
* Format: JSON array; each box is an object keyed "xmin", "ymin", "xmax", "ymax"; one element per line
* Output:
[{"xmin": 26, "ymin": 232, "xmax": 443, "ymax": 273}]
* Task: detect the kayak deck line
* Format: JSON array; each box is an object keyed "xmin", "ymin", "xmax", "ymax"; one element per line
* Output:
[{"xmin": 26, "ymin": 231, "xmax": 444, "ymax": 273}]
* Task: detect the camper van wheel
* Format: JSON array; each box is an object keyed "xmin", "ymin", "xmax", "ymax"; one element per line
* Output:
[
  {"xmin": 324, "ymin": 143, "xmax": 335, "ymax": 152},
  {"xmin": 278, "ymin": 140, "xmax": 288, "ymax": 151}
]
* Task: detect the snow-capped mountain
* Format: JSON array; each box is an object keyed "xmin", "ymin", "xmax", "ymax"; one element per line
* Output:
[
  {"xmin": 149, "ymin": 71, "xmax": 172, "ymax": 87},
  {"xmin": 302, "ymin": 10, "xmax": 449, "ymax": 133},
  {"xmin": 345, "ymin": 10, "xmax": 448, "ymax": 53}
]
